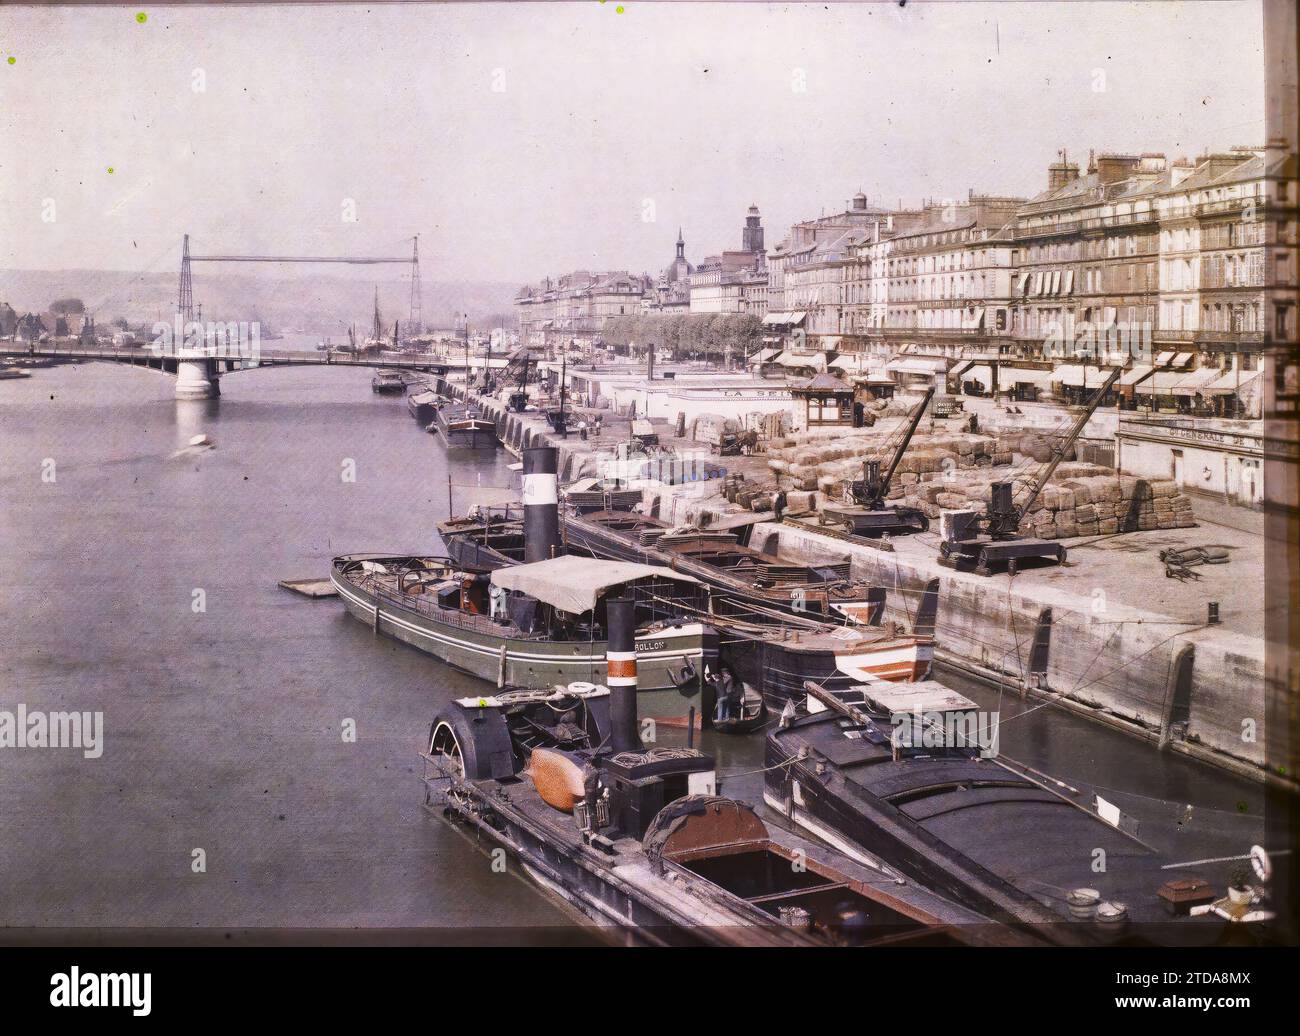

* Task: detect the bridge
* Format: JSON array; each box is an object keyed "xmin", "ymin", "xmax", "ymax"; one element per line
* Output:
[
  {"xmin": 0, "ymin": 341, "xmax": 453, "ymax": 395},
  {"xmin": 2, "ymin": 235, "xmax": 446, "ymax": 398}
]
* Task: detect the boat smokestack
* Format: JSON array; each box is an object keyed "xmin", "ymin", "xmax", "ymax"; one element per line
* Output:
[
  {"xmin": 522, "ymin": 445, "xmax": 561, "ymax": 562},
  {"xmin": 606, "ymin": 596, "xmax": 641, "ymax": 754}
]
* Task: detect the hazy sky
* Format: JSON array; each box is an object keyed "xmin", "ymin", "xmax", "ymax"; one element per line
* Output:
[{"xmin": 0, "ymin": 2, "xmax": 1265, "ymax": 286}]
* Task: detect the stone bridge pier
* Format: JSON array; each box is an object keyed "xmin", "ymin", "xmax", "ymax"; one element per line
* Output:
[{"xmin": 174, "ymin": 354, "xmax": 221, "ymax": 399}]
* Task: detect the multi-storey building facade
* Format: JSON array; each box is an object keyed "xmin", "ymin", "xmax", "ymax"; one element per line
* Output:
[{"xmin": 516, "ymin": 269, "xmax": 650, "ymax": 348}]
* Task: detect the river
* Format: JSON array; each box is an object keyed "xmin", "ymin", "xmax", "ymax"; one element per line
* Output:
[{"xmin": 0, "ymin": 357, "xmax": 1272, "ymax": 939}]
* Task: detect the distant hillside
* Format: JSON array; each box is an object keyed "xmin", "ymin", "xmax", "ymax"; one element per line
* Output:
[{"xmin": 0, "ymin": 268, "xmax": 520, "ymax": 333}]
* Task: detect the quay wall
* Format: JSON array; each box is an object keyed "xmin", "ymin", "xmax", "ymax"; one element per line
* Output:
[{"xmin": 753, "ymin": 518, "xmax": 1267, "ymax": 779}]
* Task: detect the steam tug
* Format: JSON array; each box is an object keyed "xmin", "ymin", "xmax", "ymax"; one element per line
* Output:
[
  {"xmin": 422, "ymin": 597, "xmax": 1002, "ymax": 946},
  {"xmin": 437, "ymin": 448, "xmax": 937, "ymax": 719}
]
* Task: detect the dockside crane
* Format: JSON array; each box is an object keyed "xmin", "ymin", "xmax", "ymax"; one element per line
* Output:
[
  {"xmin": 820, "ymin": 386, "xmax": 935, "ymax": 537},
  {"xmin": 938, "ymin": 366, "xmax": 1122, "ymax": 576}
]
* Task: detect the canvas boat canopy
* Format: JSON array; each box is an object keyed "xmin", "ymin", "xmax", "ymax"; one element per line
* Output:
[{"xmin": 489, "ymin": 556, "xmax": 701, "ymax": 614}]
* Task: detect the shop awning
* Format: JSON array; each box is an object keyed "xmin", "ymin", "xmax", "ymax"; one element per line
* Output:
[
  {"xmin": 761, "ymin": 311, "xmax": 808, "ymax": 327},
  {"xmin": 1055, "ymin": 364, "xmax": 1111, "ymax": 388},
  {"xmin": 1133, "ymin": 371, "xmax": 1190, "ymax": 395},
  {"xmin": 1172, "ymin": 367, "xmax": 1227, "ymax": 396},
  {"xmin": 886, "ymin": 356, "xmax": 950, "ymax": 375},
  {"xmin": 772, "ymin": 351, "xmax": 827, "ymax": 371},
  {"xmin": 1201, "ymin": 368, "xmax": 1262, "ymax": 396},
  {"xmin": 1003, "ymin": 367, "xmax": 1056, "ymax": 388},
  {"xmin": 748, "ymin": 348, "xmax": 780, "ymax": 364},
  {"xmin": 1119, "ymin": 364, "xmax": 1154, "ymax": 386},
  {"xmin": 1153, "ymin": 350, "xmax": 1194, "ymax": 369}
]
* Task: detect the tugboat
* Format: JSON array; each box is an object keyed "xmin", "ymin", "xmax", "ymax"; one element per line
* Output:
[
  {"xmin": 437, "ymin": 449, "xmax": 938, "ymax": 715},
  {"xmin": 422, "ymin": 599, "xmax": 999, "ymax": 946},
  {"xmin": 331, "ymin": 552, "xmax": 717, "ymax": 701},
  {"xmin": 430, "ymin": 400, "xmax": 498, "ymax": 449},
  {"xmin": 764, "ymin": 676, "xmax": 1276, "ymax": 945}
]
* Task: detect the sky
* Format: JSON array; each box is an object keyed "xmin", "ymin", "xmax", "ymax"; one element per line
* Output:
[{"xmin": 0, "ymin": 1, "xmax": 1266, "ymax": 287}]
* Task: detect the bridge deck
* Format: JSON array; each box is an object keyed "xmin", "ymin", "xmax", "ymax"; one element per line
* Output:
[{"xmin": 1, "ymin": 343, "xmax": 454, "ymax": 372}]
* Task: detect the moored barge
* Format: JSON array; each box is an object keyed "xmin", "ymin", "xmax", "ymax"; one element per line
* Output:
[
  {"xmin": 431, "ymin": 400, "xmax": 498, "ymax": 449},
  {"xmin": 763, "ymin": 679, "xmax": 1276, "ymax": 945}
]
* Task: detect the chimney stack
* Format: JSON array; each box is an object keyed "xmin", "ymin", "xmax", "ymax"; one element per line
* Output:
[
  {"xmin": 522, "ymin": 446, "xmax": 561, "ymax": 563},
  {"xmin": 1048, "ymin": 158, "xmax": 1081, "ymax": 191},
  {"xmin": 1095, "ymin": 153, "xmax": 1141, "ymax": 185},
  {"xmin": 605, "ymin": 597, "xmax": 641, "ymax": 754}
]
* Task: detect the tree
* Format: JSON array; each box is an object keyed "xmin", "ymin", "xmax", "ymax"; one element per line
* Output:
[{"xmin": 49, "ymin": 297, "xmax": 85, "ymax": 315}]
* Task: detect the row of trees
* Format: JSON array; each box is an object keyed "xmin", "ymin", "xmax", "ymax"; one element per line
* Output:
[{"xmin": 600, "ymin": 312, "xmax": 764, "ymax": 363}]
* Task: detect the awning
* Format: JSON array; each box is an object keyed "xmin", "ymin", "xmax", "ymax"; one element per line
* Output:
[
  {"xmin": 1201, "ymin": 368, "xmax": 1262, "ymax": 396},
  {"xmin": 773, "ymin": 351, "xmax": 827, "ymax": 371},
  {"xmin": 1119, "ymin": 364, "xmax": 1154, "ymax": 386},
  {"xmin": 1153, "ymin": 350, "xmax": 1194, "ymax": 369},
  {"xmin": 1133, "ymin": 371, "xmax": 1190, "ymax": 395},
  {"xmin": 1003, "ymin": 367, "xmax": 1056, "ymax": 388},
  {"xmin": 1172, "ymin": 367, "xmax": 1226, "ymax": 396},
  {"xmin": 886, "ymin": 356, "xmax": 950, "ymax": 375},
  {"xmin": 1056, "ymin": 364, "xmax": 1110, "ymax": 388},
  {"xmin": 489, "ymin": 557, "xmax": 699, "ymax": 615},
  {"xmin": 830, "ymin": 354, "xmax": 879, "ymax": 373},
  {"xmin": 817, "ymin": 336, "xmax": 841, "ymax": 350},
  {"xmin": 749, "ymin": 348, "xmax": 780, "ymax": 364},
  {"xmin": 761, "ymin": 311, "xmax": 808, "ymax": 327}
]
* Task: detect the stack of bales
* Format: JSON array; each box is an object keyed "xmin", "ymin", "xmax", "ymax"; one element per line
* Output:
[
  {"xmin": 889, "ymin": 461, "xmax": 1196, "ymax": 537},
  {"xmin": 767, "ymin": 426, "xmax": 1001, "ymax": 494}
]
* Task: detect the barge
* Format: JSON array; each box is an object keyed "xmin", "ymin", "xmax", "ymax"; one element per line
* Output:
[
  {"xmin": 764, "ymin": 678, "xmax": 1275, "ymax": 945},
  {"xmin": 371, "ymin": 370, "xmax": 406, "ymax": 393},
  {"xmin": 406, "ymin": 388, "xmax": 443, "ymax": 424},
  {"xmin": 431, "ymin": 400, "xmax": 498, "ymax": 449},
  {"xmin": 422, "ymin": 600, "xmax": 1001, "ymax": 946}
]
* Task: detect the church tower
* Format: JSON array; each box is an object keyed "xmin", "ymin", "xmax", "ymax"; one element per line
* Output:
[{"xmin": 742, "ymin": 205, "xmax": 764, "ymax": 253}]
